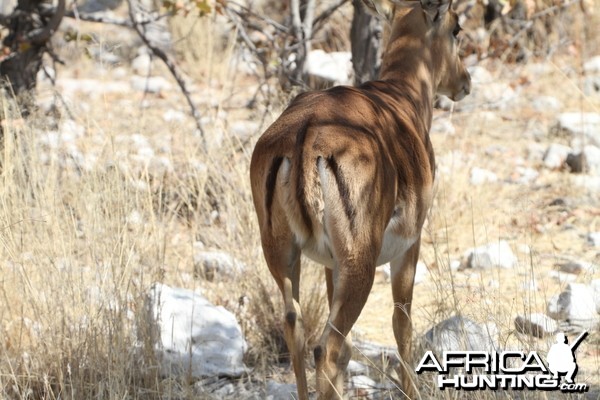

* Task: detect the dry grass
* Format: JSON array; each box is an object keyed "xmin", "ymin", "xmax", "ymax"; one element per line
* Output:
[{"xmin": 0, "ymin": 2, "xmax": 599, "ymax": 399}]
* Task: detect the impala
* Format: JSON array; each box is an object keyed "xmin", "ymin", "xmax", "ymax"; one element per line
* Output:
[{"xmin": 250, "ymin": 0, "xmax": 471, "ymax": 397}]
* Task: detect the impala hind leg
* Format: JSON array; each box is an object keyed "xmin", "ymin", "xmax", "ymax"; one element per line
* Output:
[
  {"xmin": 262, "ymin": 239, "xmax": 309, "ymax": 400},
  {"xmin": 315, "ymin": 259, "xmax": 376, "ymax": 399},
  {"xmin": 390, "ymin": 238, "xmax": 421, "ymax": 398}
]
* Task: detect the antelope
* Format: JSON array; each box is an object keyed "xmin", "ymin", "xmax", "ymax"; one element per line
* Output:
[{"xmin": 250, "ymin": 0, "xmax": 471, "ymax": 398}]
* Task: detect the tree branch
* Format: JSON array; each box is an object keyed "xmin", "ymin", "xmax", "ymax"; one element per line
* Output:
[
  {"xmin": 65, "ymin": 9, "xmax": 132, "ymax": 27},
  {"xmin": 313, "ymin": 0, "xmax": 349, "ymax": 34},
  {"xmin": 62, "ymin": 8, "xmax": 173, "ymax": 28},
  {"xmin": 126, "ymin": 0, "xmax": 206, "ymax": 144},
  {"xmin": 27, "ymin": 0, "xmax": 66, "ymax": 45}
]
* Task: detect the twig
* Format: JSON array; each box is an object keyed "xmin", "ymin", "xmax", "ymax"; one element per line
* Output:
[
  {"xmin": 65, "ymin": 9, "xmax": 132, "ymax": 27},
  {"xmin": 313, "ymin": 0, "xmax": 349, "ymax": 34},
  {"xmin": 63, "ymin": 8, "xmax": 172, "ymax": 27},
  {"xmin": 126, "ymin": 0, "xmax": 206, "ymax": 144},
  {"xmin": 226, "ymin": 1, "xmax": 288, "ymax": 32}
]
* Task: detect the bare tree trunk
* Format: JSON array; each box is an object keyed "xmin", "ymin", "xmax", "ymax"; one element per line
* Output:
[
  {"xmin": 0, "ymin": 0, "xmax": 65, "ymax": 114},
  {"xmin": 288, "ymin": 0, "xmax": 316, "ymax": 88},
  {"xmin": 350, "ymin": 0, "xmax": 382, "ymax": 85}
]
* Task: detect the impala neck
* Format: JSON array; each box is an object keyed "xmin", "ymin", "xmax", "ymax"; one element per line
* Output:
[{"xmin": 378, "ymin": 7, "xmax": 436, "ymax": 131}]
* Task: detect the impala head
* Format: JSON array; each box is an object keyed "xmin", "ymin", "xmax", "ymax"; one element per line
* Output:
[
  {"xmin": 367, "ymin": 0, "xmax": 471, "ymax": 101},
  {"xmin": 422, "ymin": 0, "xmax": 471, "ymax": 100}
]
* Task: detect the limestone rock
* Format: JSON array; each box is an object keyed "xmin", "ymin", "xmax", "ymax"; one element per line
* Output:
[
  {"xmin": 546, "ymin": 283, "xmax": 600, "ymax": 330},
  {"xmin": 423, "ymin": 316, "xmax": 498, "ymax": 353},
  {"xmin": 514, "ymin": 313, "xmax": 558, "ymax": 338},
  {"xmin": 543, "ymin": 143, "xmax": 573, "ymax": 170},
  {"xmin": 463, "ymin": 241, "xmax": 517, "ymax": 269},
  {"xmin": 149, "ymin": 283, "xmax": 247, "ymax": 378},
  {"xmin": 194, "ymin": 250, "xmax": 246, "ymax": 281}
]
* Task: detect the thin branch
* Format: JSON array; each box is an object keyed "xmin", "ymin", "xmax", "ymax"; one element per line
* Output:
[
  {"xmin": 126, "ymin": 0, "xmax": 206, "ymax": 144},
  {"xmin": 63, "ymin": 8, "xmax": 173, "ymax": 27},
  {"xmin": 313, "ymin": 0, "xmax": 349, "ymax": 34},
  {"xmin": 223, "ymin": 7, "xmax": 259, "ymax": 54},
  {"xmin": 65, "ymin": 10, "xmax": 132, "ymax": 27},
  {"xmin": 226, "ymin": 1, "xmax": 288, "ymax": 32}
]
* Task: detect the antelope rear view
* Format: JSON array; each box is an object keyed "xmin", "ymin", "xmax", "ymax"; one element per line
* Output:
[{"xmin": 250, "ymin": 0, "xmax": 471, "ymax": 398}]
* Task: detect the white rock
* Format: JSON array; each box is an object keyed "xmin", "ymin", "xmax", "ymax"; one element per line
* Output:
[
  {"xmin": 60, "ymin": 119, "xmax": 85, "ymax": 140},
  {"xmin": 546, "ymin": 283, "xmax": 600, "ymax": 330},
  {"xmin": 588, "ymin": 232, "xmax": 600, "ymax": 247},
  {"xmin": 449, "ymin": 260, "xmax": 461, "ymax": 271},
  {"xmin": 415, "ymin": 261, "xmax": 429, "ymax": 284},
  {"xmin": 591, "ymin": 279, "xmax": 600, "ymax": 313},
  {"xmin": 582, "ymin": 145, "xmax": 600, "ymax": 175},
  {"xmin": 431, "ymin": 118, "xmax": 455, "ymax": 135},
  {"xmin": 148, "ymin": 156, "xmax": 173, "ymax": 177},
  {"xmin": 135, "ymin": 147, "xmax": 155, "ymax": 162},
  {"xmin": 347, "ymin": 360, "xmax": 368, "ymax": 376},
  {"xmin": 572, "ymin": 175, "xmax": 600, "ymax": 191},
  {"xmin": 527, "ymin": 142, "xmax": 547, "ymax": 162},
  {"xmin": 514, "ymin": 313, "xmax": 558, "ymax": 338},
  {"xmin": 423, "ymin": 316, "xmax": 498, "ymax": 353},
  {"xmin": 229, "ymin": 120, "xmax": 260, "ymax": 142},
  {"xmin": 163, "ymin": 109, "xmax": 186, "ymax": 123},
  {"xmin": 132, "ymin": 52, "xmax": 153, "ymax": 75},
  {"xmin": 0, "ymin": 0, "xmax": 16, "ymax": 15},
  {"xmin": 130, "ymin": 75, "xmax": 172, "ymax": 93},
  {"xmin": 58, "ymin": 78, "xmax": 130, "ymax": 95},
  {"xmin": 488, "ymin": 279, "xmax": 500, "ymax": 289},
  {"xmin": 512, "ymin": 167, "xmax": 539, "ymax": 184},
  {"xmin": 521, "ymin": 279, "xmax": 538, "ymax": 291},
  {"xmin": 306, "ymin": 50, "xmax": 352, "ymax": 85},
  {"xmin": 149, "ymin": 283, "xmax": 247, "ymax": 378},
  {"xmin": 378, "ymin": 263, "xmax": 391, "ymax": 282},
  {"xmin": 90, "ymin": 48, "xmax": 121, "ymax": 65},
  {"xmin": 468, "ymin": 65, "xmax": 493, "ymax": 83},
  {"xmin": 583, "ymin": 55, "xmax": 600, "ymax": 73},
  {"xmin": 555, "ymin": 112, "xmax": 600, "ymax": 147},
  {"xmin": 517, "ymin": 244, "xmax": 532, "ymax": 254},
  {"xmin": 349, "ymin": 375, "xmax": 379, "ymax": 395},
  {"xmin": 584, "ymin": 76, "xmax": 600, "ymax": 97},
  {"xmin": 543, "ymin": 143, "xmax": 572, "ymax": 169},
  {"xmin": 194, "ymin": 250, "xmax": 246, "ymax": 281},
  {"xmin": 126, "ymin": 210, "xmax": 143, "ymax": 226},
  {"xmin": 378, "ymin": 261, "xmax": 427, "ymax": 284},
  {"xmin": 353, "ymin": 340, "xmax": 398, "ymax": 365},
  {"xmin": 460, "ymin": 66, "xmax": 517, "ymax": 109},
  {"xmin": 464, "ymin": 240, "xmax": 517, "ymax": 269},
  {"xmin": 547, "ymin": 270, "xmax": 578, "ymax": 284},
  {"xmin": 470, "ymin": 167, "xmax": 498, "ymax": 185},
  {"xmin": 265, "ymin": 381, "xmax": 297, "ymax": 400},
  {"xmin": 532, "ymin": 96, "xmax": 562, "ymax": 112}
]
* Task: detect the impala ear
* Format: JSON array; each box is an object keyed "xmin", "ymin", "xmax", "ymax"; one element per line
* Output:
[{"xmin": 420, "ymin": 0, "xmax": 452, "ymax": 23}]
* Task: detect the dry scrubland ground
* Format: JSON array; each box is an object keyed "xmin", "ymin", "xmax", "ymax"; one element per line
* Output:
[{"xmin": 1, "ymin": 5, "xmax": 600, "ymax": 400}]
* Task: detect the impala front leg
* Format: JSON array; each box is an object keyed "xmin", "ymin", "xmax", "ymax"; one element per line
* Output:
[{"xmin": 390, "ymin": 237, "xmax": 420, "ymax": 398}]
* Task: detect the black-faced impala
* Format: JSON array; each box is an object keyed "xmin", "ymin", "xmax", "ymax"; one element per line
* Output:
[{"xmin": 250, "ymin": 0, "xmax": 471, "ymax": 397}]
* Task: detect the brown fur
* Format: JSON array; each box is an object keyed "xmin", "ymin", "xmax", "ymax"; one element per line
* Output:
[{"xmin": 250, "ymin": 1, "xmax": 471, "ymax": 398}]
